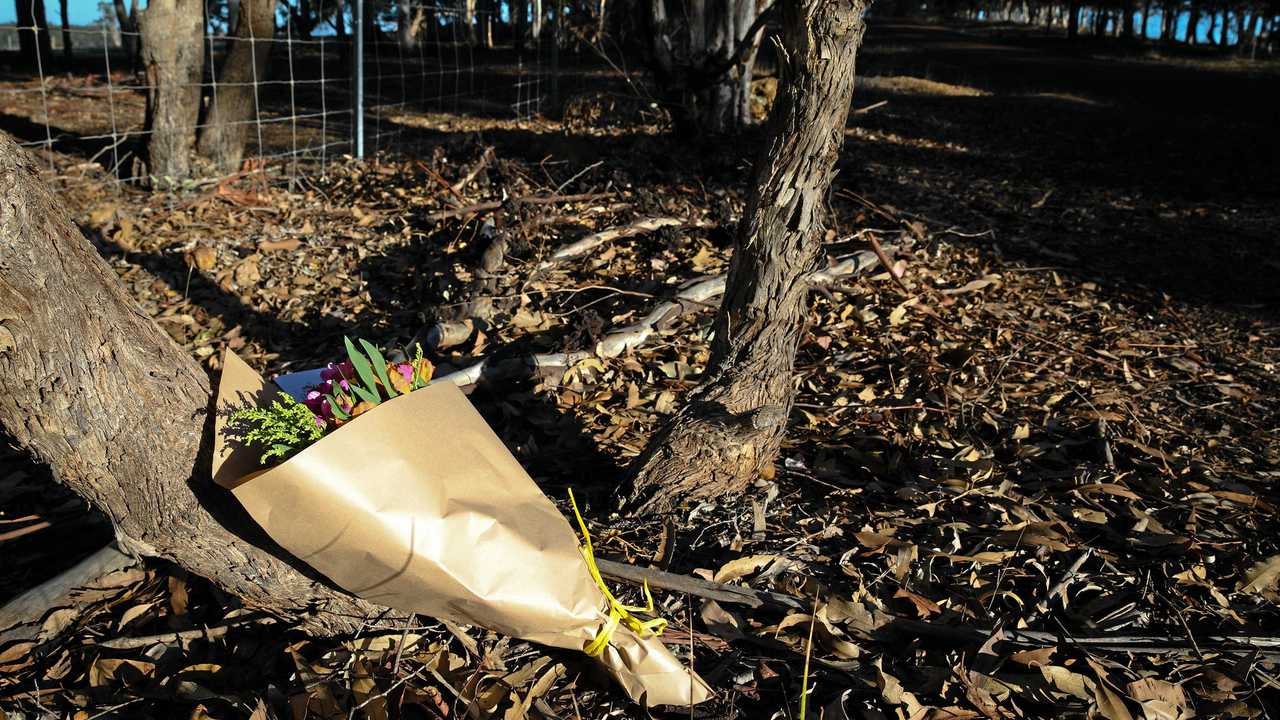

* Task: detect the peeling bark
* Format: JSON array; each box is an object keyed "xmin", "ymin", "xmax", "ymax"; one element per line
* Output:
[
  {"xmin": 624, "ymin": 0, "xmax": 868, "ymax": 514},
  {"xmin": 0, "ymin": 133, "xmax": 398, "ymax": 636}
]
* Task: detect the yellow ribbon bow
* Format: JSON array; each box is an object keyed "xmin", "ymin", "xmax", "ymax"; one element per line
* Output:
[{"xmin": 568, "ymin": 489, "xmax": 668, "ymax": 657}]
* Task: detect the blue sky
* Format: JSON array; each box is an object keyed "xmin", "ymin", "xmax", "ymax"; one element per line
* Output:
[{"xmin": 1, "ymin": 0, "xmax": 110, "ymax": 26}]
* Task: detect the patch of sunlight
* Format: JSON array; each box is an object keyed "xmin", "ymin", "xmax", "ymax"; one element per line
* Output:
[
  {"xmin": 844, "ymin": 125, "xmax": 976, "ymax": 155},
  {"xmin": 859, "ymin": 75, "xmax": 990, "ymax": 97}
]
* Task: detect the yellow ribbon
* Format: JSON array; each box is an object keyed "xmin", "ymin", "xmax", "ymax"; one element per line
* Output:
[{"xmin": 568, "ymin": 489, "xmax": 668, "ymax": 657}]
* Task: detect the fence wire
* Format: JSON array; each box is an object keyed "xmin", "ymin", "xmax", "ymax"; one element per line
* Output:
[{"xmin": 0, "ymin": 0, "xmax": 554, "ymax": 191}]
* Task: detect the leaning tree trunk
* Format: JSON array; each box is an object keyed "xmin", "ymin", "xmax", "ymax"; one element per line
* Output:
[
  {"xmin": 623, "ymin": 0, "xmax": 868, "ymax": 515},
  {"xmin": 139, "ymin": 0, "xmax": 204, "ymax": 184},
  {"xmin": 0, "ymin": 131, "xmax": 393, "ymax": 635},
  {"xmin": 199, "ymin": 0, "xmax": 277, "ymax": 173}
]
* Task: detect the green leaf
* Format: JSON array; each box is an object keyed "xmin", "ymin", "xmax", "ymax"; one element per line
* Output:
[
  {"xmin": 360, "ymin": 339, "xmax": 397, "ymax": 398},
  {"xmin": 350, "ymin": 385, "xmax": 380, "ymax": 405},
  {"xmin": 344, "ymin": 336, "xmax": 382, "ymax": 402},
  {"xmin": 325, "ymin": 393, "xmax": 350, "ymax": 420}
]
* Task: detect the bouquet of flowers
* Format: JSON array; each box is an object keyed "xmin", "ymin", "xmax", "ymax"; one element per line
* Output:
[
  {"xmin": 228, "ymin": 338, "xmax": 434, "ymax": 464},
  {"xmin": 213, "ymin": 343, "xmax": 710, "ymax": 708}
]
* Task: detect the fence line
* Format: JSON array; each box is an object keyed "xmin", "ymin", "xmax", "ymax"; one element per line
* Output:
[{"xmin": 1, "ymin": 0, "xmax": 554, "ymax": 191}]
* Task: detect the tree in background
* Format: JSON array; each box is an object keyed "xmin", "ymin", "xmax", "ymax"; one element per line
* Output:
[
  {"xmin": 645, "ymin": 0, "xmax": 772, "ymax": 133},
  {"xmin": 397, "ymin": 0, "xmax": 429, "ymax": 49},
  {"xmin": 110, "ymin": 0, "xmax": 140, "ymax": 65},
  {"xmin": 15, "ymin": 0, "xmax": 52, "ymax": 70},
  {"xmin": 57, "ymin": 0, "xmax": 71, "ymax": 60},
  {"xmin": 198, "ymin": 0, "xmax": 278, "ymax": 173},
  {"xmin": 625, "ymin": 0, "xmax": 870, "ymax": 513},
  {"xmin": 138, "ymin": 0, "xmax": 204, "ymax": 183}
]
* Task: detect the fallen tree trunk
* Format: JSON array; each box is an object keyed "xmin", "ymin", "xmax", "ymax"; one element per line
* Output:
[{"xmin": 0, "ymin": 132, "xmax": 398, "ymax": 637}]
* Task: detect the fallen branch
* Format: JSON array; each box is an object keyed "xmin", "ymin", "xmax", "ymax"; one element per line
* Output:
[
  {"xmin": 535, "ymin": 216, "xmax": 713, "ymax": 273},
  {"xmin": 95, "ymin": 612, "xmax": 274, "ymax": 650},
  {"xmin": 597, "ymin": 558, "xmax": 804, "ymax": 610},
  {"xmin": 425, "ymin": 192, "xmax": 615, "ymax": 223},
  {"xmin": 597, "ymin": 557, "xmax": 1280, "ymax": 660},
  {"xmin": 436, "ymin": 246, "xmax": 894, "ymax": 387},
  {"xmin": 451, "ymin": 146, "xmax": 494, "ymax": 195},
  {"xmin": 0, "ymin": 543, "xmax": 137, "ymax": 644}
]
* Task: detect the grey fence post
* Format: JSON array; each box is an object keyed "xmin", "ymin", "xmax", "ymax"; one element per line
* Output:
[
  {"xmin": 550, "ymin": 0, "xmax": 560, "ymax": 112},
  {"xmin": 353, "ymin": 0, "xmax": 365, "ymax": 158}
]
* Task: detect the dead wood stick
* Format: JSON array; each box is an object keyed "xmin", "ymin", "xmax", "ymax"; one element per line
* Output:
[
  {"xmin": 0, "ymin": 543, "xmax": 137, "ymax": 644},
  {"xmin": 425, "ymin": 192, "xmax": 616, "ymax": 223},
  {"xmin": 534, "ymin": 216, "xmax": 714, "ymax": 273},
  {"xmin": 594, "ymin": 558, "xmax": 1280, "ymax": 658},
  {"xmin": 596, "ymin": 558, "xmax": 806, "ymax": 610},
  {"xmin": 436, "ymin": 246, "xmax": 894, "ymax": 387},
  {"xmin": 95, "ymin": 612, "xmax": 274, "ymax": 650},
  {"xmin": 852, "ymin": 99, "xmax": 889, "ymax": 115},
  {"xmin": 451, "ymin": 146, "xmax": 494, "ymax": 195}
]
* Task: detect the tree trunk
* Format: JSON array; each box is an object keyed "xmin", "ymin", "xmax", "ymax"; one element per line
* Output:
[
  {"xmin": 16, "ymin": 0, "xmax": 52, "ymax": 70},
  {"xmin": 398, "ymin": 0, "xmax": 426, "ymax": 50},
  {"xmin": 139, "ymin": 0, "xmax": 204, "ymax": 184},
  {"xmin": 1067, "ymin": 0, "xmax": 1080, "ymax": 36},
  {"xmin": 1140, "ymin": 0, "xmax": 1151, "ymax": 37},
  {"xmin": 58, "ymin": 0, "xmax": 71, "ymax": 61},
  {"xmin": 198, "ymin": 0, "xmax": 276, "ymax": 174},
  {"xmin": 623, "ymin": 0, "xmax": 867, "ymax": 515},
  {"xmin": 1186, "ymin": 0, "xmax": 1200, "ymax": 42},
  {"xmin": 0, "ymin": 131, "xmax": 393, "ymax": 636},
  {"xmin": 1123, "ymin": 0, "xmax": 1136, "ymax": 36},
  {"xmin": 111, "ymin": 0, "xmax": 139, "ymax": 68}
]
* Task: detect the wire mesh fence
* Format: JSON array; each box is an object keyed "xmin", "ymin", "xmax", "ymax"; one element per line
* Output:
[{"xmin": 0, "ymin": 0, "xmax": 560, "ymax": 191}]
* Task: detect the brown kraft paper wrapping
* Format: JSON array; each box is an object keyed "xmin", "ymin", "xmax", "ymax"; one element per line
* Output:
[{"xmin": 212, "ymin": 350, "xmax": 711, "ymax": 707}]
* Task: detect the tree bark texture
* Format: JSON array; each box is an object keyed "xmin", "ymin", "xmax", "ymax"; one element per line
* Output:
[
  {"xmin": 139, "ymin": 0, "xmax": 204, "ymax": 184},
  {"xmin": 16, "ymin": 0, "xmax": 52, "ymax": 71},
  {"xmin": 623, "ymin": 0, "xmax": 868, "ymax": 515},
  {"xmin": 0, "ymin": 133, "xmax": 396, "ymax": 636},
  {"xmin": 199, "ymin": 0, "xmax": 277, "ymax": 173}
]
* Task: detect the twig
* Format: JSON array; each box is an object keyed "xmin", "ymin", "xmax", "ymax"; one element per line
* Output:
[
  {"xmin": 852, "ymin": 100, "xmax": 890, "ymax": 115},
  {"xmin": 95, "ymin": 612, "xmax": 273, "ymax": 649},
  {"xmin": 451, "ymin": 146, "xmax": 494, "ymax": 195}
]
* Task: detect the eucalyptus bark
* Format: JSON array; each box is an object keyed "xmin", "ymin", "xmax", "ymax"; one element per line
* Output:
[
  {"xmin": 624, "ymin": 0, "xmax": 867, "ymax": 514},
  {"xmin": 199, "ymin": 0, "xmax": 277, "ymax": 173},
  {"xmin": 139, "ymin": 0, "xmax": 204, "ymax": 184},
  {"xmin": 0, "ymin": 132, "xmax": 394, "ymax": 636}
]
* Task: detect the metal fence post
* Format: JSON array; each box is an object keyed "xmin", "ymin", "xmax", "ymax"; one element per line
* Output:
[
  {"xmin": 550, "ymin": 0, "xmax": 560, "ymax": 112},
  {"xmin": 353, "ymin": 0, "xmax": 365, "ymax": 159}
]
